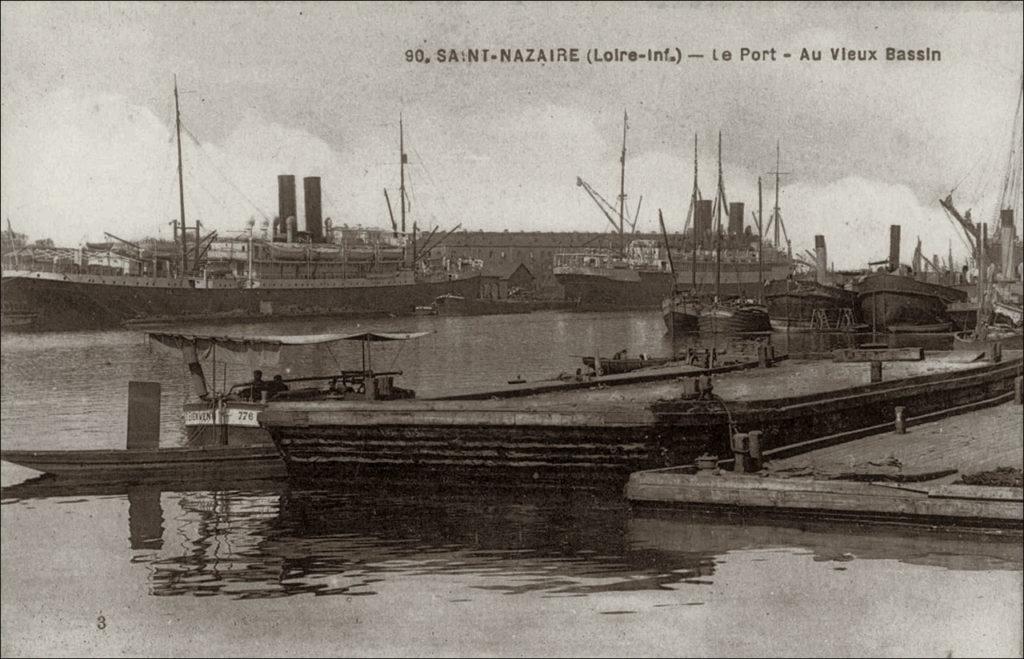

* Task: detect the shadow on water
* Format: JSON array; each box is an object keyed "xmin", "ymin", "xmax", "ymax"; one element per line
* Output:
[{"xmin": 3, "ymin": 476, "xmax": 1020, "ymax": 601}]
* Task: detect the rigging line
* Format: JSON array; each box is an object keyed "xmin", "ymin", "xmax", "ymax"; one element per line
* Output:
[
  {"xmin": 324, "ymin": 343, "xmax": 346, "ymax": 373},
  {"xmin": 179, "ymin": 123, "xmax": 272, "ymax": 221},
  {"xmin": 411, "ymin": 146, "xmax": 459, "ymax": 224}
]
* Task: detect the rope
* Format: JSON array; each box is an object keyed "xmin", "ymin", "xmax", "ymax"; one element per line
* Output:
[{"xmin": 179, "ymin": 121, "xmax": 272, "ymax": 221}]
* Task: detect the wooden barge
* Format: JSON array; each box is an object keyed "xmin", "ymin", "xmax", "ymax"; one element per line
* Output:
[
  {"xmin": 650, "ymin": 356, "xmax": 1022, "ymax": 461},
  {"xmin": 263, "ymin": 354, "xmax": 1022, "ymax": 486}
]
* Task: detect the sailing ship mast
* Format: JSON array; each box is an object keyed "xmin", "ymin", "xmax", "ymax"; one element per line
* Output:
[
  {"xmin": 690, "ymin": 134, "xmax": 700, "ymax": 290},
  {"xmin": 174, "ymin": 76, "xmax": 188, "ymax": 276},
  {"xmin": 617, "ymin": 110, "xmax": 628, "ymax": 254},
  {"xmin": 399, "ymin": 115, "xmax": 407, "ymax": 235},
  {"xmin": 713, "ymin": 132, "xmax": 728, "ymax": 300}
]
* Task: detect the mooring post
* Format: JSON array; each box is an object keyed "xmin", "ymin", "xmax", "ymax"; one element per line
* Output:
[
  {"xmin": 731, "ymin": 432, "xmax": 750, "ymax": 473},
  {"xmin": 1014, "ymin": 376, "xmax": 1022, "ymax": 405},
  {"xmin": 748, "ymin": 430, "xmax": 763, "ymax": 472},
  {"xmin": 894, "ymin": 406, "xmax": 906, "ymax": 434},
  {"xmin": 870, "ymin": 360, "xmax": 883, "ymax": 383}
]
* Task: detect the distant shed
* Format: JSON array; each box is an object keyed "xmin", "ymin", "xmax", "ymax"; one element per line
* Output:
[{"xmin": 479, "ymin": 262, "xmax": 535, "ymax": 299}]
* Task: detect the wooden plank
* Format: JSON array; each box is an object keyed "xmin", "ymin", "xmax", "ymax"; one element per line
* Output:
[{"xmin": 832, "ymin": 347, "xmax": 924, "ymax": 362}]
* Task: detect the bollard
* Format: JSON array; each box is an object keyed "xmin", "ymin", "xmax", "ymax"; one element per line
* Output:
[
  {"xmin": 748, "ymin": 430, "xmax": 763, "ymax": 472},
  {"xmin": 757, "ymin": 345, "xmax": 768, "ymax": 368},
  {"xmin": 870, "ymin": 360, "xmax": 883, "ymax": 383},
  {"xmin": 1015, "ymin": 376, "xmax": 1022, "ymax": 405},
  {"xmin": 698, "ymin": 374, "xmax": 714, "ymax": 398},
  {"xmin": 894, "ymin": 406, "xmax": 906, "ymax": 434},
  {"xmin": 731, "ymin": 432, "xmax": 750, "ymax": 473}
]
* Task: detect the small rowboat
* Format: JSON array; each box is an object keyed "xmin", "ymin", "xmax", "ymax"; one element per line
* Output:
[{"xmin": 0, "ymin": 445, "xmax": 284, "ymax": 481}]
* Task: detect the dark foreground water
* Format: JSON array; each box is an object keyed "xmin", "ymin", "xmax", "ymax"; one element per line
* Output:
[{"xmin": 2, "ymin": 311, "xmax": 1021, "ymax": 656}]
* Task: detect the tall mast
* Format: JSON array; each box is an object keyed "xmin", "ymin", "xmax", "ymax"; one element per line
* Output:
[
  {"xmin": 174, "ymin": 76, "xmax": 188, "ymax": 276},
  {"xmin": 758, "ymin": 176, "xmax": 764, "ymax": 297},
  {"xmin": 618, "ymin": 110, "xmax": 627, "ymax": 254},
  {"xmin": 773, "ymin": 142, "xmax": 781, "ymax": 248},
  {"xmin": 399, "ymin": 116, "xmax": 407, "ymax": 235},
  {"xmin": 691, "ymin": 133, "xmax": 699, "ymax": 290},
  {"xmin": 715, "ymin": 131, "xmax": 723, "ymax": 300}
]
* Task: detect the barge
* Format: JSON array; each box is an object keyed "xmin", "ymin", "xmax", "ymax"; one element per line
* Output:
[{"xmin": 262, "ymin": 353, "xmax": 1021, "ymax": 486}]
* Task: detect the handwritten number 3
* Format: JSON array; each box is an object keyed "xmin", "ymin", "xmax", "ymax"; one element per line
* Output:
[{"xmin": 97, "ymin": 615, "xmax": 106, "ymax": 630}]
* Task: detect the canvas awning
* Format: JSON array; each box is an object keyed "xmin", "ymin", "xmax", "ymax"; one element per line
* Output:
[{"xmin": 147, "ymin": 330, "xmax": 430, "ymax": 367}]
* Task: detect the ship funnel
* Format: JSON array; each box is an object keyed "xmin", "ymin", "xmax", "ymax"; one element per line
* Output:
[
  {"xmin": 1000, "ymin": 209, "xmax": 1016, "ymax": 281},
  {"xmin": 277, "ymin": 175, "xmax": 297, "ymax": 240},
  {"xmin": 303, "ymin": 176, "xmax": 323, "ymax": 242},
  {"xmin": 814, "ymin": 234, "xmax": 828, "ymax": 283},
  {"xmin": 888, "ymin": 225, "xmax": 901, "ymax": 272},
  {"xmin": 695, "ymin": 199, "xmax": 714, "ymax": 238},
  {"xmin": 728, "ymin": 202, "xmax": 744, "ymax": 236}
]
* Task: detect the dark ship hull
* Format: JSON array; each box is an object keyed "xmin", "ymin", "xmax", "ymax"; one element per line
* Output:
[
  {"xmin": 856, "ymin": 273, "xmax": 968, "ymax": 331},
  {"xmin": 661, "ymin": 295, "xmax": 701, "ymax": 333},
  {"xmin": 764, "ymin": 278, "xmax": 858, "ymax": 331},
  {"xmin": 1, "ymin": 271, "xmax": 482, "ymax": 332},
  {"xmin": 558, "ymin": 270, "xmax": 779, "ymax": 311},
  {"xmin": 697, "ymin": 303, "xmax": 772, "ymax": 334}
]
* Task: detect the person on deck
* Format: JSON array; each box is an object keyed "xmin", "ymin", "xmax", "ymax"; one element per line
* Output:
[
  {"xmin": 248, "ymin": 370, "xmax": 265, "ymax": 401},
  {"xmin": 265, "ymin": 375, "xmax": 289, "ymax": 398}
]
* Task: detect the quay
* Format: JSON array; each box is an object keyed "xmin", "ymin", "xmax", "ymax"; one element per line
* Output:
[{"xmin": 625, "ymin": 400, "xmax": 1023, "ymax": 530}]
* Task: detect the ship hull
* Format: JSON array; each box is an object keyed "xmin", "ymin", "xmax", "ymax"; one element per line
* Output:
[
  {"xmin": 1, "ymin": 271, "xmax": 482, "ymax": 332},
  {"xmin": 556, "ymin": 262, "xmax": 790, "ymax": 311},
  {"xmin": 661, "ymin": 295, "xmax": 701, "ymax": 333},
  {"xmin": 856, "ymin": 273, "xmax": 968, "ymax": 331},
  {"xmin": 764, "ymin": 279, "xmax": 858, "ymax": 331},
  {"xmin": 697, "ymin": 304, "xmax": 772, "ymax": 334}
]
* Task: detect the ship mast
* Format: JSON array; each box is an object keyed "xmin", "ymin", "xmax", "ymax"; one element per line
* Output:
[
  {"xmin": 174, "ymin": 76, "xmax": 188, "ymax": 276},
  {"xmin": 714, "ymin": 131, "xmax": 723, "ymax": 300},
  {"xmin": 690, "ymin": 133, "xmax": 699, "ymax": 290},
  {"xmin": 399, "ymin": 116, "xmax": 407, "ymax": 235},
  {"xmin": 618, "ymin": 110, "xmax": 628, "ymax": 254}
]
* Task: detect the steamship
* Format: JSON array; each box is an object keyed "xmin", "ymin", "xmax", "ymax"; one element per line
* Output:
[{"xmin": 1, "ymin": 86, "xmax": 479, "ymax": 332}]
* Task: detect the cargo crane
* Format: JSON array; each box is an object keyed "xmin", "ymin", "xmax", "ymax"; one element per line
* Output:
[{"xmin": 576, "ymin": 111, "xmax": 643, "ymax": 254}]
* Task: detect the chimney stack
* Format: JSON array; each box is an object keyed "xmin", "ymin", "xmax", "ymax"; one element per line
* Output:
[
  {"xmin": 303, "ymin": 176, "xmax": 323, "ymax": 243},
  {"xmin": 728, "ymin": 202, "xmax": 744, "ymax": 236},
  {"xmin": 277, "ymin": 175, "xmax": 296, "ymax": 240},
  {"xmin": 695, "ymin": 199, "xmax": 714, "ymax": 237},
  {"xmin": 814, "ymin": 235, "xmax": 828, "ymax": 283},
  {"xmin": 1001, "ymin": 209, "xmax": 1015, "ymax": 281},
  {"xmin": 888, "ymin": 225, "xmax": 901, "ymax": 272}
]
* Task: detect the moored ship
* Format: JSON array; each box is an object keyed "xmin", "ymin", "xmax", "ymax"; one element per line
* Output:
[
  {"xmin": 1, "ymin": 85, "xmax": 480, "ymax": 332},
  {"xmin": 554, "ymin": 120, "xmax": 792, "ymax": 311}
]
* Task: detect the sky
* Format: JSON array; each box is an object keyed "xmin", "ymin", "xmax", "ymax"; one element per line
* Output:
[{"xmin": 1, "ymin": 1, "xmax": 1022, "ymax": 268}]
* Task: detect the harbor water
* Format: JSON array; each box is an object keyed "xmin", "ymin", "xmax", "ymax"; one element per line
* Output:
[{"xmin": 2, "ymin": 311, "xmax": 1021, "ymax": 656}]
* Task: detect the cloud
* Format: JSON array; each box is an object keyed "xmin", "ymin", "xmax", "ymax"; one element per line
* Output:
[{"xmin": 0, "ymin": 89, "xmax": 1003, "ymax": 273}]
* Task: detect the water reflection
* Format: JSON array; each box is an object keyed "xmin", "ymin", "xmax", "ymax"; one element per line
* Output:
[{"xmin": 4, "ymin": 477, "xmax": 1019, "ymax": 603}]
